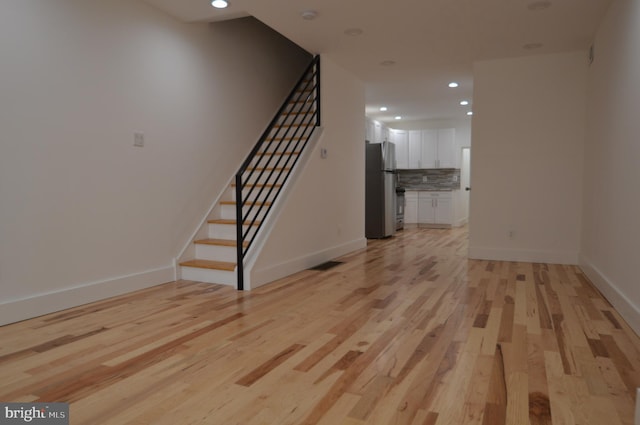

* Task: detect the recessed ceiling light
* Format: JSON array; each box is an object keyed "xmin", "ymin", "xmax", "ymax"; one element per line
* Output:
[
  {"xmin": 344, "ymin": 28, "xmax": 364, "ymax": 36},
  {"xmin": 211, "ymin": 0, "xmax": 229, "ymax": 8},
  {"xmin": 527, "ymin": 1, "xmax": 551, "ymax": 11},
  {"xmin": 448, "ymin": 82, "xmax": 459, "ymax": 88},
  {"xmin": 301, "ymin": 10, "xmax": 318, "ymax": 20},
  {"xmin": 467, "ymin": 111, "xmax": 473, "ymax": 116},
  {"xmin": 523, "ymin": 42, "xmax": 543, "ymax": 50},
  {"xmin": 380, "ymin": 60, "xmax": 396, "ymax": 66},
  {"xmin": 380, "ymin": 106, "xmax": 388, "ymax": 112},
  {"xmin": 395, "ymin": 116, "xmax": 402, "ymax": 120},
  {"xmin": 460, "ymin": 100, "xmax": 469, "ymax": 106}
]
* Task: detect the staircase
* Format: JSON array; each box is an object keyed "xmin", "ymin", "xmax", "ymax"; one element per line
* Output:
[{"xmin": 179, "ymin": 56, "xmax": 321, "ymax": 289}]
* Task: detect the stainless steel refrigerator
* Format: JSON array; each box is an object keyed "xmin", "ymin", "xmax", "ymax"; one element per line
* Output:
[{"xmin": 365, "ymin": 141, "xmax": 397, "ymax": 238}]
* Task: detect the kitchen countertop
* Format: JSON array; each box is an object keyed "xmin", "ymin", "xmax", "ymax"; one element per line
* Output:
[{"xmin": 402, "ymin": 188, "xmax": 455, "ymax": 191}]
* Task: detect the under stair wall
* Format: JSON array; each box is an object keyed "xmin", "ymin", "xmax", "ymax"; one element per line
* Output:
[
  {"xmin": 177, "ymin": 57, "xmax": 321, "ymax": 288},
  {"xmin": 248, "ymin": 56, "xmax": 367, "ymax": 289}
]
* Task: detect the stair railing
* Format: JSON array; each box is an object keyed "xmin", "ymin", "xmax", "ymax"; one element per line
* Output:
[{"xmin": 234, "ymin": 56, "xmax": 321, "ymax": 290}]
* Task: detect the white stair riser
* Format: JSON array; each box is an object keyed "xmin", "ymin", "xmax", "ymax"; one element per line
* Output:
[
  {"xmin": 231, "ymin": 188, "xmax": 277, "ymax": 203},
  {"xmin": 241, "ymin": 172, "xmax": 288, "ymax": 186},
  {"xmin": 286, "ymin": 105, "xmax": 316, "ymax": 116},
  {"xmin": 208, "ymin": 223, "xmax": 257, "ymax": 240},
  {"xmin": 220, "ymin": 204, "xmax": 267, "ymax": 221},
  {"xmin": 181, "ymin": 266, "xmax": 236, "ymax": 286},
  {"xmin": 250, "ymin": 153, "xmax": 299, "ymax": 168},
  {"xmin": 268, "ymin": 126, "xmax": 314, "ymax": 141},
  {"xmin": 260, "ymin": 140, "xmax": 306, "ymax": 153},
  {"xmin": 280, "ymin": 113, "xmax": 316, "ymax": 126},
  {"xmin": 195, "ymin": 244, "xmax": 237, "ymax": 263}
]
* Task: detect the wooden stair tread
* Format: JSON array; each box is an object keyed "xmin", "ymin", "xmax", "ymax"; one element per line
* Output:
[
  {"xmin": 288, "ymin": 99, "xmax": 315, "ymax": 104},
  {"xmin": 242, "ymin": 167, "xmax": 291, "ymax": 173},
  {"xmin": 208, "ymin": 219, "xmax": 261, "ymax": 226},
  {"xmin": 179, "ymin": 259, "xmax": 236, "ymax": 271},
  {"xmin": 272, "ymin": 122, "xmax": 304, "ymax": 128},
  {"xmin": 220, "ymin": 200, "xmax": 272, "ymax": 206},
  {"xmin": 281, "ymin": 112, "xmax": 312, "ymax": 116},
  {"xmin": 231, "ymin": 183, "xmax": 282, "ymax": 188},
  {"xmin": 264, "ymin": 137, "xmax": 302, "ymax": 142},
  {"xmin": 256, "ymin": 151, "xmax": 301, "ymax": 156},
  {"xmin": 194, "ymin": 238, "xmax": 248, "ymax": 247}
]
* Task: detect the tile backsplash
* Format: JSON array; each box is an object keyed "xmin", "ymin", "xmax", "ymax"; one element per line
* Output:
[{"xmin": 398, "ymin": 169, "xmax": 461, "ymax": 190}]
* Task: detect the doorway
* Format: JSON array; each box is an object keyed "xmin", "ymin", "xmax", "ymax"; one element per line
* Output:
[{"xmin": 461, "ymin": 147, "xmax": 471, "ymax": 224}]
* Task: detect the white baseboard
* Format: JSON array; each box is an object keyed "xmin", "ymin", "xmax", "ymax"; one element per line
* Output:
[
  {"xmin": 249, "ymin": 237, "xmax": 367, "ymax": 289},
  {"xmin": 468, "ymin": 246, "xmax": 578, "ymax": 265},
  {"xmin": 453, "ymin": 217, "xmax": 468, "ymax": 227},
  {"xmin": 579, "ymin": 254, "xmax": 640, "ymax": 336},
  {"xmin": 0, "ymin": 266, "xmax": 174, "ymax": 326}
]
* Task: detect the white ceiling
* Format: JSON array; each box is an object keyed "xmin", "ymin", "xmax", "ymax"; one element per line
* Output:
[{"xmin": 143, "ymin": 0, "xmax": 612, "ymax": 124}]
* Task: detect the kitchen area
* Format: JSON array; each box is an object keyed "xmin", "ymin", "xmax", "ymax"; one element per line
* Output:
[{"xmin": 365, "ymin": 118, "xmax": 471, "ymax": 239}]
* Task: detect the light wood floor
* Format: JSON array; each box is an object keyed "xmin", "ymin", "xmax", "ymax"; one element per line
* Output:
[{"xmin": 1, "ymin": 226, "xmax": 639, "ymax": 424}]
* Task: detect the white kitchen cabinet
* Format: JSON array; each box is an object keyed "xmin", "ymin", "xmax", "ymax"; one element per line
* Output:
[
  {"xmin": 419, "ymin": 129, "xmax": 438, "ymax": 168},
  {"xmin": 434, "ymin": 196, "xmax": 452, "ymax": 223},
  {"xmin": 422, "ymin": 129, "xmax": 455, "ymax": 168},
  {"xmin": 365, "ymin": 119, "xmax": 375, "ymax": 143},
  {"xmin": 408, "ymin": 130, "xmax": 423, "ymax": 169},
  {"xmin": 393, "ymin": 128, "xmax": 456, "ymax": 169},
  {"xmin": 390, "ymin": 129, "xmax": 409, "ymax": 169},
  {"xmin": 417, "ymin": 191, "xmax": 453, "ymax": 225},
  {"xmin": 418, "ymin": 194, "xmax": 436, "ymax": 223},
  {"xmin": 435, "ymin": 128, "xmax": 456, "ymax": 168},
  {"xmin": 405, "ymin": 191, "xmax": 418, "ymax": 223},
  {"xmin": 374, "ymin": 121, "xmax": 383, "ymax": 144}
]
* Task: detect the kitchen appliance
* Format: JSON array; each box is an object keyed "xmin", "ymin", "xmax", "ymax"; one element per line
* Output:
[
  {"xmin": 396, "ymin": 187, "xmax": 405, "ymax": 230},
  {"xmin": 365, "ymin": 141, "xmax": 397, "ymax": 238}
]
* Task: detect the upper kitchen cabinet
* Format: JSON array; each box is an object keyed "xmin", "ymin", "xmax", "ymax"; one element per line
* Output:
[
  {"xmin": 435, "ymin": 128, "xmax": 456, "ymax": 168},
  {"xmin": 366, "ymin": 118, "xmax": 391, "ymax": 144},
  {"xmin": 365, "ymin": 119, "xmax": 375, "ymax": 143},
  {"xmin": 390, "ymin": 129, "xmax": 409, "ymax": 169},
  {"xmin": 395, "ymin": 128, "xmax": 456, "ymax": 169},
  {"xmin": 420, "ymin": 129, "xmax": 456, "ymax": 168},
  {"xmin": 408, "ymin": 130, "xmax": 423, "ymax": 169}
]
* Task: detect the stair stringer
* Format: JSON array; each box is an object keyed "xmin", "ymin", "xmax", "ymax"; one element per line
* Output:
[{"xmin": 241, "ymin": 127, "xmax": 324, "ymax": 290}]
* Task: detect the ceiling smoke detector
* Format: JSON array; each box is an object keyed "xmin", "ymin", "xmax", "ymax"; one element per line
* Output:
[
  {"xmin": 527, "ymin": 1, "xmax": 551, "ymax": 11},
  {"xmin": 344, "ymin": 28, "xmax": 364, "ymax": 36},
  {"xmin": 523, "ymin": 42, "xmax": 543, "ymax": 50},
  {"xmin": 301, "ymin": 10, "xmax": 318, "ymax": 20}
]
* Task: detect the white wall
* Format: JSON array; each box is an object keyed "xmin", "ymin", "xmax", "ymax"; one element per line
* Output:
[
  {"xmin": 469, "ymin": 52, "xmax": 587, "ymax": 264},
  {"xmin": 580, "ymin": 1, "xmax": 640, "ymax": 333},
  {"xmin": 250, "ymin": 56, "xmax": 367, "ymax": 286},
  {"xmin": 0, "ymin": 0, "xmax": 310, "ymax": 324}
]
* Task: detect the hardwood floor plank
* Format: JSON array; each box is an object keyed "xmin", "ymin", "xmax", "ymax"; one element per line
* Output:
[{"xmin": 2, "ymin": 226, "xmax": 640, "ymax": 424}]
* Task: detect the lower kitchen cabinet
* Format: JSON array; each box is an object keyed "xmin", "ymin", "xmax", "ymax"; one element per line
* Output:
[
  {"xmin": 406, "ymin": 191, "xmax": 453, "ymax": 226},
  {"xmin": 405, "ymin": 191, "xmax": 418, "ymax": 224}
]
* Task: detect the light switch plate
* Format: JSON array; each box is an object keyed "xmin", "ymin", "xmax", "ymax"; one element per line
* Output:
[{"xmin": 134, "ymin": 132, "xmax": 144, "ymax": 148}]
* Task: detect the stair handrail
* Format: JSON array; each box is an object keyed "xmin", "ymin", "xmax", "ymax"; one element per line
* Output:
[{"xmin": 234, "ymin": 56, "xmax": 321, "ymax": 290}]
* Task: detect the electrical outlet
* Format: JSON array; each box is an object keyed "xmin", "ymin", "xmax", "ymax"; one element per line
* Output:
[
  {"xmin": 320, "ymin": 148, "xmax": 328, "ymax": 159},
  {"xmin": 422, "ymin": 176, "xmax": 428, "ymax": 183},
  {"xmin": 134, "ymin": 132, "xmax": 144, "ymax": 148},
  {"xmin": 508, "ymin": 230, "xmax": 516, "ymax": 240}
]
